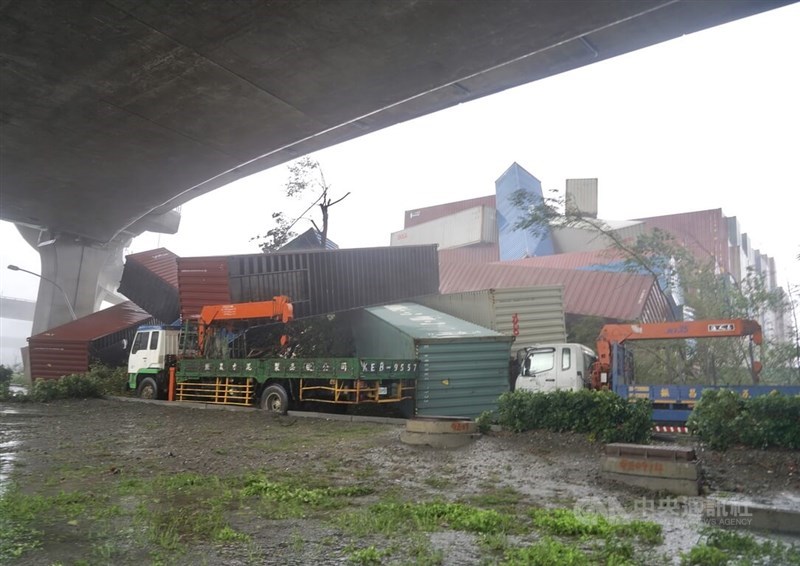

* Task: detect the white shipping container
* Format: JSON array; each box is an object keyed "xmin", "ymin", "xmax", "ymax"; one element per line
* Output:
[
  {"xmin": 565, "ymin": 178, "xmax": 598, "ymax": 218},
  {"xmin": 390, "ymin": 206, "xmax": 496, "ymax": 250},
  {"xmin": 552, "ymin": 220, "xmax": 645, "ymax": 253},
  {"xmin": 415, "ymin": 286, "xmax": 567, "ymax": 351}
]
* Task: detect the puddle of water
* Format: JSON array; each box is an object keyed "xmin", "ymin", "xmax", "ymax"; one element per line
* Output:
[
  {"xmin": 0, "ymin": 440, "xmax": 21, "ymax": 451},
  {"xmin": 712, "ymin": 490, "xmax": 800, "ymax": 512},
  {"xmin": 0, "ymin": 432, "xmax": 23, "ymax": 497},
  {"xmin": 0, "ymin": 452, "xmax": 17, "ymax": 497}
]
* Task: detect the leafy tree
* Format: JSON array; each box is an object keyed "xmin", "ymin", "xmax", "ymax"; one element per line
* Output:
[
  {"xmin": 511, "ymin": 188, "xmax": 795, "ymax": 384},
  {"xmin": 0, "ymin": 364, "xmax": 12, "ymax": 385},
  {"xmin": 0, "ymin": 364, "xmax": 14, "ymax": 399},
  {"xmin": 252, "ymin": 157, "xmax": 350, "ymax": 253},
  {"xmin": 253, "ymin": 211, "xmax": 297, "ymax": 253},
  {"xmin": 566, "ymin": 315, "xmax": 606, "ymax": 350}
]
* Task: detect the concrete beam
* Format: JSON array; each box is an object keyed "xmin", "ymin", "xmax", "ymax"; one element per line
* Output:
[
  {"xmin": 0, "ymin": 297, "xmax": 35, "ymax": 321},
  {"xmin": 0, "ymin": 1, "xmax": 791, "ymax": 244},
  {"xmin": 14, "ymin": 226, "xmax": 131, "ymax": 334}
]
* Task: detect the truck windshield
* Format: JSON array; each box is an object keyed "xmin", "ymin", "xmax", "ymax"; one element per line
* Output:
[
  {"xmin": 131, "ymin": 332, "xmax": 149, "ymax": 354},
  {"xmin": 527, "ymin": 348, "xmax": 555, "ymax": 374}
]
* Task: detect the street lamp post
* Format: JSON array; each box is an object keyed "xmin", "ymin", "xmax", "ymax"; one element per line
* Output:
[{"xmin": 7, "ymin": 264, "xmax": 78, "ymax": 321}]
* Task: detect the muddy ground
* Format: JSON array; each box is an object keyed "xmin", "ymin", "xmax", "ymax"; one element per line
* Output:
[{"xmin": 1, "ymin": 397, "xmax": 799, "ymax": 565}]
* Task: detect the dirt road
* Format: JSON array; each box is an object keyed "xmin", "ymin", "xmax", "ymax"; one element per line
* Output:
[{"xmin": 1, "ymin": 398, "xmax": 798, "ymax": 565}]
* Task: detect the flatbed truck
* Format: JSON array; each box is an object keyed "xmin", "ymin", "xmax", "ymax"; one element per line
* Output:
[{"xmin": 127, "ymin": 296, "xmax": 416, "ymax": 414}]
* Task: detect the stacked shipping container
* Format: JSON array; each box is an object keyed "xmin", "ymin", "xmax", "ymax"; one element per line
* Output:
[
  {"xmin": 28, "ymin": 301, "xmax": 155, "ymax": 380},
  {"xmin": 177, "ymin": 245, "xmax": 440, "ymax": 319}
]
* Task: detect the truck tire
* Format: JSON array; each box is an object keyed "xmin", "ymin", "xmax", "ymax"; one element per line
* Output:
[
  {"xmin": 260, "ymin": 384, "xmax": 289, "ymax": 415},
  {"xmin": 137, "ymin": 377, "xmax": 159, "ymax": 400}
]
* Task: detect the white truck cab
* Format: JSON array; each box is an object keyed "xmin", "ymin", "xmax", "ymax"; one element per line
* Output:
[
  {"xmin": 515, "ymin": 343, "xmax": 597, "ymax": 393},
  {"xmin": 128, "ymin": 326, "xmax": 181, "ymax": 374},
  {"xmin": 127, "ymin": 325, "xmax": 181, "ymax": 398}
]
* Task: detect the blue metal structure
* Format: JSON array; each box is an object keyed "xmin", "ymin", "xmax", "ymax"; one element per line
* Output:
[{"xmin": 495, "ymin": 163, "xmax": 554, "ymax": 260}]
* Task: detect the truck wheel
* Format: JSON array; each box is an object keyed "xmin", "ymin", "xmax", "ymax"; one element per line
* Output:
[
  {"xmin": 260, "ymin": 384, "xmax": 289, "ymax": 415},
  {"xmin": 137, "ymin": 377, "xmax": 159, "ymax": 400}
]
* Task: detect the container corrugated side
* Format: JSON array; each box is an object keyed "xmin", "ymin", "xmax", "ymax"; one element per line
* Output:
[
  {"xmin": 415, "ymin": 340, "xmax": 512, "ymax": 418},
  {"xmin": 438, "ymin": 244, "xmax": 499, "ymax": 264},
  {"xmin": 565, "ymin": 178, "xmax": 598, "ymax": 218},
  {"xmin": 226, "ymin": 246, "xmax": 439, "ymax": 319},
  {"xmin": 352, "ymin": 305, "xmax": 513, "ymax": 418},
  {"xmin": 352, "ymin": 309, "xmax": 416, "ymax": 360},
  {"xmin": 490, "ymin": 287, "xmax": 567, "ymax": 346},
  {"xmin": 416, "ymin": 286, "xmax": 567, "ymax": 347},
  {"xmin": 177, "ymin": 257, "xmax": 231, "ymax": 319},
  {"xmin": 391, "ymin": 206, "xmax": 496, "ymax": 250},
  {"xmin": 28, "ymin": 340, "xmax": 89, "ymax": 381},
  {"xmin": 640, "ymin": 209, "xmax": 730, "ymax": 275},
  {"xmin": 27, "ymin": 301, "xmax": 155, "ymax": 380},
  {"xmin": 404, "ymin": 195, "xmax": 495, "ymax": 228},
  {"xmin": 119, "ymin": 250, "xmax": 180, "ymax": 323}
]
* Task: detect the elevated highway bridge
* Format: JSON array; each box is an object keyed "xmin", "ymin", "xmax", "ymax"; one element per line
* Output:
[{"xmin": 0, "ymin": 0, "xmax": 791, "ymax": 334}]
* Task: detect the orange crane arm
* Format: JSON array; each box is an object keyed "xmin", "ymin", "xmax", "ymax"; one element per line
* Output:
[
  {"xmin": 199, "ymin": 296, "xmax": 294, "ymax": 327},
  {"xmin": 597, "ymin": 319, "xmax": 762, "ymax": 346},
  {"xmin": 197, "ymin": 296, "xmax": 294, "ymax": 355},
  {"xmin": 592, "ymin": 318, "xmax": 762, "ymax": 389}
]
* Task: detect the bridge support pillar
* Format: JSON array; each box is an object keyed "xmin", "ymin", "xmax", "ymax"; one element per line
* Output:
[{"xmin": 17, "ymin": 226, "xmax": 130, "ymax": 335}]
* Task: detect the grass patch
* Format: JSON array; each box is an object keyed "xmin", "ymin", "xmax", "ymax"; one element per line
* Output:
[
  {"xmin": 1, "ymin": 469, "xmax": 377, "ymax": 563},
  {"xmin": 0, "ymin": 486, "xmax": 112, "ymax": 561},
  {"xmin": 530, "ymin": 506, "xmax": 663, "ymax": 545},
  {"xmin": 339, "ymin": 500, "xmax": 516, "ymax": 537},
  {"xmin": 423, "ymin": 475, "xmax": 454, "ymax": 490},
  {"xmin": 681, "ymin": 528, "xmax": 800, "ymax": 565},
  {"xmin": 479, "ymin": 532, "xmax": 511, "ymax": 554},
  {"xmin": 501, "ymin": 537, "xmax": 590, "ymax": 565},
  {"xmin": 347, "ymin": 545, "xmax": 390, "ymax": 564},
  {"xmin": 467, "ymin": 485, "xmax": 524, "ymax": 511},
  {"xmin": 241, "ymin": 473, "xmax": 373, "ymax": 519}
]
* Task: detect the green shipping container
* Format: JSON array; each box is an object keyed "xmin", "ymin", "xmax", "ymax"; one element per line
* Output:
[{"xmin": 354, "ymin": 303, "xmax": 515, "ymax": 418}]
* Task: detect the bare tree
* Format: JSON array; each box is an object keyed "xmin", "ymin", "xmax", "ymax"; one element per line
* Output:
[{"xmin": 252, "ymin": 157, "xmax": 350, "ymax": 252}]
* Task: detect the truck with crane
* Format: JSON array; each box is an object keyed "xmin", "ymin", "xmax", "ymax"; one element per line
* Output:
[
  {"xmin": 127, "ymin": 296, "xmax": 417, "ymax": 414},
  {"xmin": 515, "ymin": 318, "xmax": 800, "ymax": 424}
]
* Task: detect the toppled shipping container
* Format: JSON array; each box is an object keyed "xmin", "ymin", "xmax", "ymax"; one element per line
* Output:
[
  {"xmin": 353, "ymin": 303, "xmax": 514, "ymax": 418},
  {"xmin": 28, "ymin": 301, "xmax": 155, "ymax": 380},
  {"xmin": 118, "ymin": 248, "xmax": 180, "ymax": 323},
  {"xmin": 414, "ymin": 286, "xmax": 567, "ymax": 347},
  {"xmin": 177, "ymin": 245, "xmax": 440, "ymax": 319}
]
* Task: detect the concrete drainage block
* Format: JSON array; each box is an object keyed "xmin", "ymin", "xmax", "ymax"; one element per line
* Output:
[
  {"xmin": 400, "ymin": 416, "xmax": 480, "ymax": 448},
  {"xmin": 601, "ymin": 443, "xmax": 701, "ymax": 496}
]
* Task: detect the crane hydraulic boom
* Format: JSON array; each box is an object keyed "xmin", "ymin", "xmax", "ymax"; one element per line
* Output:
[
  {"xmin": 196, "ymin": 295, "xmax": 294, "ymax": 356},
  {"xmin": 591, "ymin": 318, "xmax": 763, "ymax": 389}
]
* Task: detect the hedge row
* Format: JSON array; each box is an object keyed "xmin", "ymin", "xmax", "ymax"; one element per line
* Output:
[
  {"xmin": 687, "ymin": 389, "xmax": 800, "ymax": 450},
  {"xmin": 1, "ymin": 365, "xmax": 129, "ymax": 403},
  {"xmin": 495, "ymin": 389, "xmax": 652, "ymax": 444}
]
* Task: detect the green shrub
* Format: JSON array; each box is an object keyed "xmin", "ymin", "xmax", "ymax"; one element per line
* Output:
[
  {"xmin": 0, "ymin": 365, "xmax": 12, "ymax": 401},
  {"xmin": 495, "ymin": 389, "xmax": 651, "ymax": 444},
  {"xmin": 0, "ymin": 364, "xmax": 12, "ymax": 385},
  {"xmin": 475, "ymin": 410, "xmax": 495, "ymax": 434},
  {"xmin": 25, "ymin": 364, "xmax": 128, "ymax": 402},
  {"xmin": 687, "ymin": 389, "xmax": 800, "ymax": 450}
]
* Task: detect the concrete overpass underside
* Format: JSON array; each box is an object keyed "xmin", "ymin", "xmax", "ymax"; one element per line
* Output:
[{"xmin": 0, "ymin": 0, "xmax": 792, "ymax": 332}]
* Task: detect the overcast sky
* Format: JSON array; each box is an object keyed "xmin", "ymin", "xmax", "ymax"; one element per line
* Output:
[{"xmin": 2, "ymin": 3, "xmax": 798, "ymax": 320}]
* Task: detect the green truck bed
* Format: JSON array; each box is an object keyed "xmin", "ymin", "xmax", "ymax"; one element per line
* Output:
[{"xmin": 176, "ymin": 357, "xmax": 418, "ymax": 382}]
